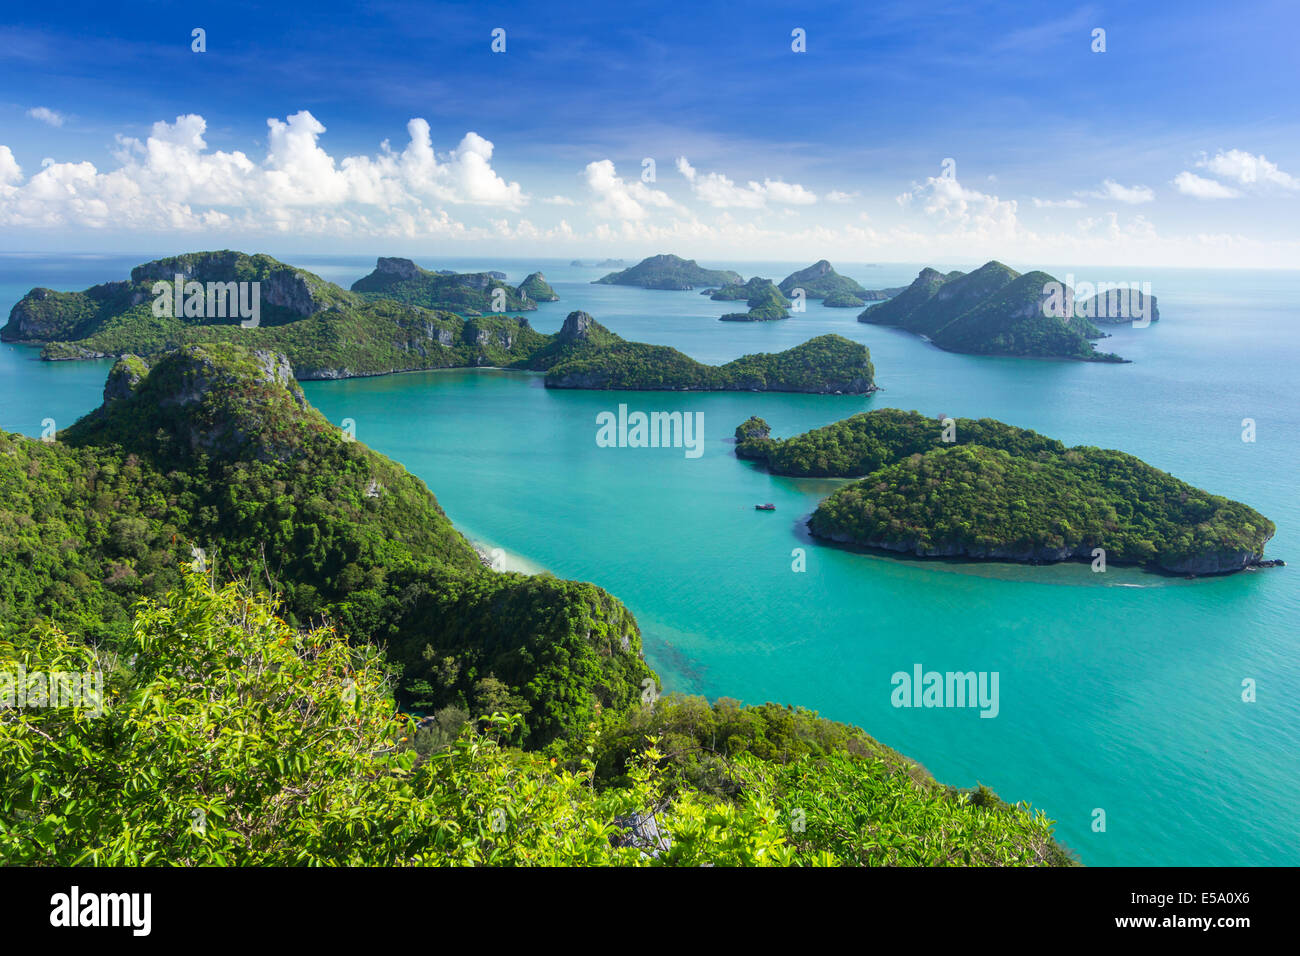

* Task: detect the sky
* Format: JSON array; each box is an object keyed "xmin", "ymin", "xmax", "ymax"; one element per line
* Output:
[{"xmin": 0, "ymin": 0, "xmax": 1297, "ymax": 267}]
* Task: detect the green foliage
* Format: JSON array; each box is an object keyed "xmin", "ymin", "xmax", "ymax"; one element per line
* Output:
[
  {"xmin": 0, "ymin": 344, "xmax": 651, "ymax": 747},
  {"xmin": 592, "ymin": 694, "xmax": 1074, "ymax": 866},
  {"xmin": 0, "ymin": 581, "xmax": 1072, "ymax": 865},
  {"xmin": 0, "ymin": 576, "xmax": 801, "ymax": 866}
]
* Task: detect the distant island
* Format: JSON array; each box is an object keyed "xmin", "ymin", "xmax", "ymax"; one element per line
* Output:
[
  {"xmin": 540, "ymin": 313, "xmax": 874, "ymax": 392},
  {"xmin": 1, "ymin": 251, "xmax": 870, "ymax": 391},
  {"xmin": 517, "ymin": 271, "xmax": 560, "ymax": 302},
  {"xmin": 570, "ymin": 258, "xmax": 625, "ymax": 268},
  {"xmin": 778, "ymin": 260, "xmax": 870, "ymax": 306},
  {"xmin": 735, "ymin": 409, "xmax": 1276, "ymax": 575},
  {"xmin": 594, "ymin": 253, "xmax": 742, "ymax": 290},
  {"xmin": 857, "ymin": 261, "xmax": 1135, "ymax": 361},
  {"xmin": 351, "ymin": 256, "xmax": 535, "ymax": 312}
]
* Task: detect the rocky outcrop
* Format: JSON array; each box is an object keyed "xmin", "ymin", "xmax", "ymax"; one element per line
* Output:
[
  {"xmin": 375, "ymin": 257, "xmax": 420, "ymax": 280},
  {"xmin": 103, "ymin": 355, "xmax": 150, "ymax": 403}
]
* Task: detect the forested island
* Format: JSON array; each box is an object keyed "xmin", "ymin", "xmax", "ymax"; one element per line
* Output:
[
  {"xmin": 517, "ymin": 271, "xmax": 560, "ymax": 301},
  {"xmin": 0, "ymin": 345, "xmax": 1072, "ymax": 865},
  {"xmin": 1, "ymin": 252, "xmax": 875, "ymax": 392},
  {"xmin": 594, "ymin": 253, "xmax": 742, "ymax": 290},
  {"xmin": 778, "ymin": 260, "xmax": 871, "ymax": 306},
  {"xmin": 541, "ymin": 314, "xmax": 874, "ymax": 391},
  {"xmin": 736, "ymin": 409, "xmax": 1275, "ymax": 574},
  {"xmin": 710, "ymin": 278, "xmax": 792, "ymax": 321},
  {"xmin": 350, "ymin": 256, "xmax": 535, "ymax": 311},
  {"xmin": 858, "ymin": 262, "xmax": 1132, "ymax": 361}
]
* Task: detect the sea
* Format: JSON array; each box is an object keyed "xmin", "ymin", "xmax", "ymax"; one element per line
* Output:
[{"xmin": 2, "ymin": 252, "xmax": 1297, "ymax": 866}]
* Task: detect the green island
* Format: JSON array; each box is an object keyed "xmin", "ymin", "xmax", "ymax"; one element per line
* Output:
[
  {"xmin": 735, "ymin": 409, "xmax": 1276, "ymax": 574},
  {"xmin": 778, "ymin": 260, "xmax": 870, "ymax": 305},
  {"xmin": 709, "ymin": 278, "xmax": 792, "ymax": 321},
  {"xmin": 594, "ymin": 253, "xmax": 742, "ymax": 290},
  {"xmin": 517, "ymin": 270, "xmax": 560, "ymax": 302},
  {"xmin": 3, "ymin": 252, "xmax": 862, "ymax": 391},
  {"xmin": 541, "ymin": 316, "xmax": 875, "ymax": 392},
  {"xmin": 350, "ymin": 256, "xmax": 535, "ymax": 312},
  {"xmin": 0, "ymin": 345, "xmax": 1072, "ymax": 865},
  {"xmin": 858, "ymin": 261, "xmax": 1129, "ymax": 361}
]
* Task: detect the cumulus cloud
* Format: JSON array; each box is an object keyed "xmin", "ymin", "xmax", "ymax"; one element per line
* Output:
[
  {"xmin": 583, "ymin": 159, "xmax": 681, "ymax": 220},
  {"xmin": 27, "ymin": 107, "xmax": 65, "ymax": 127},
  {"xmin": 0, "ymin": 110, "xmax": 526, "ymax": 234},
  {"xmin": 1172, "ymin": 171, "xmax": 1240, "ymax": 199},
  {"xmin": 675, "ymin": 155, "xmax": 816, "ymax": 208},
  {"xmin": 1196, "ymin": 149, "xmax": 1298, "ymax": 191},
  {"xmin": 0, "ymin": 146, "xmax": 22, "ymax": 186},
  {"xmin": 1081, "ymin": 179, "xmax": 1155, "ymax": 204},
  {"xmin": 896, "ymin": 175, "xmax": 1021, "ymax": 242}
]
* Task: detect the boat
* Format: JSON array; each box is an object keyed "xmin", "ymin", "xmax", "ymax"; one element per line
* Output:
[{"xmin": 755, "ymin": 503, "xmax": 776, "ymax": 511}]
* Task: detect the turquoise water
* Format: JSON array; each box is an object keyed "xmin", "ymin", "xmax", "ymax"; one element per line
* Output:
[{"xmin": 3, "ymin": 253, "xmax": 1298, "ymax": 866}]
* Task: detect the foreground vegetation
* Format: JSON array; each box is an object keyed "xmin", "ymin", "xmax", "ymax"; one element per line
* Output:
[{"xmin": 0, "ymin": 573, "xmax": 1072, "ymax": 866}]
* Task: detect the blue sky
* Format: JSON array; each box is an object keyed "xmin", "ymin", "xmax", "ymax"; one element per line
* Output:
[{"xmin": 1, "ymin": 0, "xmax": 1297, "ymax": 265}]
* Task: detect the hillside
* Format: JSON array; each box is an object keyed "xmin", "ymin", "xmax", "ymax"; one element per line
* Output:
[
  {"xmin": 4, "ymin": 343, "xmax": 651, "ymax": 747},
  {"xmin": 594, "ymin": 254, "xmax": 742, "ymax": 290}
]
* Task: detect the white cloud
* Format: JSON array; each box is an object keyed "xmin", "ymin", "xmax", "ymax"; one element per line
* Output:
[
  {"xmin": 540, "ymin": 194, "xmax": 575, "ymax": 205},
  {"xmin": 896, "ymin": 175, "xmax": 1021, "ymax": 242},
  {"xmin": 1172, "ymin": 171, "xmax": 1240, "ymax": 199},
  {"xmin": 675, "ymin": 155, "xmax": 817, "ymax": 208},
  {"xmin": 583, "ymin": 159, "xmax": 681, "ymax": 220},
  {"xmin": 0, "ymin": 146, "xmax": 22, "ymax": 186},
  {"xmin": 1197, "ymin": 149, "xmax": 1299, "ymax": 191},
  {"xmin": 0, "ymin": 110, "xmax": 527, "ymax": 233},
  {"xmin": 825, "ymin": 190, "xmax": 859, "ymax": 204},
  {"xmin": 1032, "ymin": 197, "xmax": 1085, "ymax": 208},
  {"xmin": 1081, "ymin": 179, "xmax": 1155, "ymax": 204},
  {"xmin": 27, "ymin": 107, "xmax": 65, "ymax": 127}
]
